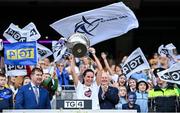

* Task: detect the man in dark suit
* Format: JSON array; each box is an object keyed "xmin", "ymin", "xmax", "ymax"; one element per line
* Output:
[
  {"xmin": 15, "ymin": 67, "xmax": 51, "ymax": 109},
  {"xmin": 98, "ymin": 72, "xmax": 119, "ymax": 109}
]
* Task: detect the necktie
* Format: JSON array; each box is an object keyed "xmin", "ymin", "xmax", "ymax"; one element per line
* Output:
[{"xmin": 34, "ymin": 86, "xmax": 39, "ymax": 104}]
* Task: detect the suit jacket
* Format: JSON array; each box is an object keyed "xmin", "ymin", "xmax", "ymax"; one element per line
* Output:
[
  {"xmin": 98, "ymin": 86, "xmax": 119, "ymax": 109},
  {"xmin": 0, "ymin": 88, "xmax": 13, "ymax": 112},
  {"xmin": 15, "ymin": 83, "xmax": 51, "ymax": 109}
]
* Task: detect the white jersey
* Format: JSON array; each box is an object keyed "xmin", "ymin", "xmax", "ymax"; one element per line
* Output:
[{"xmin": 76, "ymin": 81, "xmax": 100, "ymax": 110}]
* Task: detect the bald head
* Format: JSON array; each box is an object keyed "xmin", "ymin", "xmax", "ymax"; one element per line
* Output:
[{"xmin": 101, "ymin": 72, "xmax": 110, "ymax": 86}]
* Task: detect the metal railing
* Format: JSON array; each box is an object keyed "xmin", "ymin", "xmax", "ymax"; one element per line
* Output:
[{"xmin": 58, "ymin": 85, "xmax": 76, "ymax": 100}]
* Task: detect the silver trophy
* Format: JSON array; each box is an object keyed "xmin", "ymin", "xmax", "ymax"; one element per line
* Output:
[{"xmin": 67, "ymin": 33, "xmax": 90, "ymax": 58}]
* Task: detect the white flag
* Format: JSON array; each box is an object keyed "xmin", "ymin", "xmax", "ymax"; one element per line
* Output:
[
  {"xmin": 52, "ymin": 39, "xmax": 67, "ymax": 62},
  {"xmin": 50, "ymin": 2, "xmax": 139, "ymax": 46},
  {"xmin": 23, "ymin": 22, "xmax": 41, "ymax": 41},
  {"xmin": 3, "ymin": 23, "xmax": 30, "ymax": 43},
  {"xmin": 5, "ymin": 65, "xmax": 27, "ymax": 76},
  {"xmin": 37, "ymin": 43, "xmax": 53, "ymax": 60},
  {"xmin": 3, "ymin": 22, "xmax": 41, "ymax": 43},
  {"xmin": 157, "ymin": 62, "xmax": 180, "ymax": 85},
  {"xmin": 158, "ymin": 44, "xmax": 166, "ymax": 56},
  {"xmin": 122, "ymin": 48, "xmax": 150, "ymax": 79},
  {"xmin": 158, "ymin": 43, "xmax": 176, "ymax": 58},
  {"xmin": 165, "ymin": 43, "xmax": 176, "ymax": 57},
  {"xmin": 165, "ymin": 43, "xmax": 176, "ymax": 50}
]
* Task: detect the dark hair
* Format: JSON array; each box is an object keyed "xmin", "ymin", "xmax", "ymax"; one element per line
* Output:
[
  {"xmin": 119, "ymin": 73, "xmax": 126, "ymax": 77},
  {"xmin": 129, "ymin": 75, "xmax": 137, "ymax": 81},
  {"xmin": 43, "ymin": 73, "xmax": 51, "ymax": 79},
  {"xmin": 0, "ymin": 73, "xmax": 5, "ymax": 78},
  {"xmin": 127, "ymin": 92, "xmax": 137, "ymax": 99},
  {"xmin": 128, "ymin": 76, "xmax": 137, "ymax": 86},
  {"xmin": 31, "ymin": 67, "xmax": 43, "ymax": 76},
  {"xmin": 82, "ymin": 69, "xmax": 94, "ymax": 77},
  {"xmin": 118, "ymin": 74, "xmax": 127, "ymax": 86},
  {"xmin": 43, "ymin": 73, "xmax": 51, "ymax": 76},
  {"xmin": 136, "ymin": 81, "xmax": 149, "ymax": 91},
  {"xmin": 82, "ymin": 69, "xmax": 94, "ymax": 84},
  {"xmin": 127, "ymin": 77, "xmax": 137, "ymax": 92}
]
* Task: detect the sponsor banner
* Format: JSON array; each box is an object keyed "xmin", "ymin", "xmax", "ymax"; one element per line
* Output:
[
  {"xmin": 3, "ymin": 23, "xmax": 29, "ymax": 42},
  {"xmin": 122, "ymin": 48, "xmax": 150, "ymax": 79},
  {"xmin": 5, "ymin": 65, "xmax": 27, "ymax": 76},
  {"xmin": 56, "ymin": 100, "xmax": 91, "ymax": 109},
  {"xmin": 23, "ymin": 22, "xmax": 41, "ymax": 41},
  {"xmin": 3, "ymin": 22, "xmax": 40, "ymax": 43},
  {"xmin": 157, "ymin": 62, "xmax": 180, "ymax": 85},
  {"xmin": 4, "ymin": 41, "xmax": 37, "ymax": 65}
]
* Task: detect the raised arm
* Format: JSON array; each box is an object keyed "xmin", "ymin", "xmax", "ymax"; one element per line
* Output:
[
  {"xmin": 69, "ymin": 55, "xmax": 79, "ymax": 86},
  {"xmin": 101, "ymin": 52, "xmax": 114, "ymax": 75},
  {"xmin": 88, "ymin": 47, "xmax": 103, "ymax": 85},
  {"xmin": 89, "ymin": 47, "xmax": 103, "ymax": 71}
]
